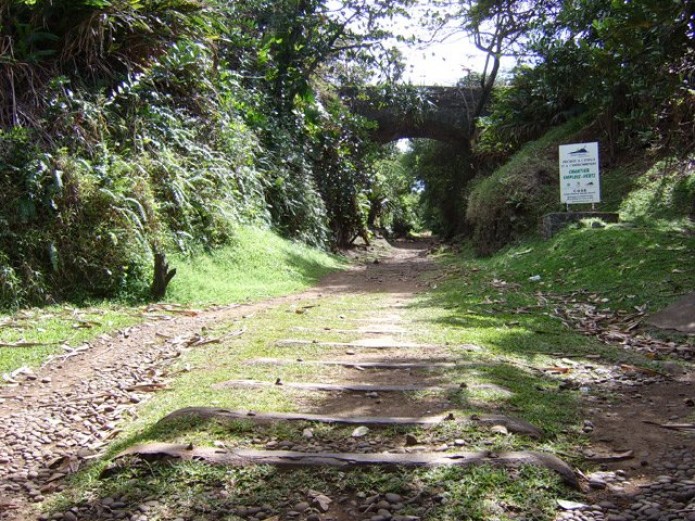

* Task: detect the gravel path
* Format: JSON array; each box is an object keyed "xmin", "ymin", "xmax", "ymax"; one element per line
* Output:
[{"xmin": 1, "ymin": 240, "xmax": 694, "ymax": 521}]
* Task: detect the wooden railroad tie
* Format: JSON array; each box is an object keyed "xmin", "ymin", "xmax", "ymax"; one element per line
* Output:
[
  {"xmin": 159, "ymin": 407, "xmax": 543, "ymax": 439},
  {"xmin": 110, "ymin": 443, "xmax": 578, "ymax": 489},
  {"xmin": 275, "ymin": 339, "xmax": 482, "ymax": 351},
  {"xmin": 247, "ymin": 357, "xmax": 460, "ymax": 369}
]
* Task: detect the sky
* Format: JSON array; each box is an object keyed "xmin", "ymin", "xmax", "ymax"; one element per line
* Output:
[
  {"xmin": 386, "ymin": 5, "xmax": 517, "ymax": 86},
  {"xmin": 399, "ymin": 37, "xmax": 494, "ymax": 86}
]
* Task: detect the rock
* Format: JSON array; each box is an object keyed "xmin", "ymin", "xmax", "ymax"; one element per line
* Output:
[
  {"xmin": 404, "ymin": 434, "xmax": 418, "ymax": 446},
  {"xmin": 384, "ymin": 493, "xmax": 402, "ymax": 504},
  {"xmin": 294, "ymin": 502, "xmax": 310, "ymax": 512},
  {"xmin": 557, "ymin": 499, "xmax": 587, "ymax": 510},
  {"xmin": 365, "ymin": 495, "xmax": 380, "ymax": 505},
  {"xmin": 313, "ymin": 495, "xmax": 332, "ymax": 512}
]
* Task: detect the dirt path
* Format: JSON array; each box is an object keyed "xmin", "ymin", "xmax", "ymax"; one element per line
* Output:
[
  {"xmin": 0, "ymin": 241, "xmax": 436, "ymax": 519},
  {"xmin": 1, "ymin": 240, "xmax": 694, "ymax": 521}
]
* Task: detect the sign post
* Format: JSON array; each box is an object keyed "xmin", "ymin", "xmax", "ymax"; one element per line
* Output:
[{"xmin": 559, "ymin": 142, "xmax": 600, "ymax": 207}]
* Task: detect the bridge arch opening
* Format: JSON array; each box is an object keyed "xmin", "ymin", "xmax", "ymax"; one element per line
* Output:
[{"xmin": 343, "ymin": 85, "xmax": 483, "ymax": 145}]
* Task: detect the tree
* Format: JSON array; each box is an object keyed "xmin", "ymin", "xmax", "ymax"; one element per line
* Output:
[
  {"xmin": 214, "ymin": 0, "xmax": 416, "ymax": 248},
  {"xmin": 427, "ymin": 0, "xmax": 556, "ymax": 123}
]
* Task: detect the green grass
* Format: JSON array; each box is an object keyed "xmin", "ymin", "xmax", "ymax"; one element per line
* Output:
[
  {"xmin": 0, "ymin": 226, "xmax": 344, "ymax": 376},
  {"xmin": 165, "ymin": 227, "xmax": 345, "ymax": 305},
  {"xmin": 0, "ymin": 305, "xmax": 137, "ymax": 374},
  {"xmin": 620, "ymin": 154, "xmax": 695, "ymax": 227}
]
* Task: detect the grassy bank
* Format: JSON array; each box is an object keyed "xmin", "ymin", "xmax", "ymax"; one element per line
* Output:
[
  {"xmin": 166, "ymin": 227, "xmax": 344, "ymax": 305},
  {"xmin": 466, "ymin": 114, "xmax": 695, "ymax": 256},
  {"xmin": 0, "ymin": 227, "xmax": 344, "ymax": 375}
]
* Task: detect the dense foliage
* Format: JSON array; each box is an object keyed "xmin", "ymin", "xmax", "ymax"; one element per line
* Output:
[
  {"xmin": 478, "ymin": 0, "xmax": 695, "ymax": 154},
  {"xmin": 0, "ymin": 0, "xmax": 411, "ymax": 308},
  {"xmin": 408, "ymin": 0, "xmax": 694, "ymax": 253},
  {"xmin": 2, "ymin": 0, "xmax": 693, "ymax": 308}
]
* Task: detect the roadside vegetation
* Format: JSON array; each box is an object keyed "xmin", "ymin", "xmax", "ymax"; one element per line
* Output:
[
  {"xmin": 1, "ymin": 1, "xmax": 693, "ymax": 518},
  {"xmin": 0, "ymin": 227, "xmax": 342, "ymax": 374},
  {"xmin": 0, "ymin": 0, "xmax": 410, "ymax": 311},
  {"xmin": 403, "ymin": 0, "xmax": 694, "ymax": 252}
]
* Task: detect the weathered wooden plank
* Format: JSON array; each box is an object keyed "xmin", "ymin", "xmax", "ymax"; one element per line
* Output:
[
  {"xmin": 247, "ymin": 358, "xmax": 459, "ymax": 369},
  {"xmin": 112, "ymin": 443, "xmax": 577, "ymax": 488},
  {"xmin": 275, "ymin": 339, "xmax": 481, "ymax": 351},
  {"xmin": 162, "ymin": 407, "xmax": 454, "ymax": 426},
  {"xmin": 276, "ymin": 339, "xmax": 432, "ymax": 349},
  {"xmin": 160, "ymin": 407, "xmax": 543, "ymax": 439},
  {"xmin": 291, "ymin": 327, "xmax": 408, "ymax": 335},
  {"xmin": 212, "ymin": 379, "xmax": 462, "ymax": 393}
]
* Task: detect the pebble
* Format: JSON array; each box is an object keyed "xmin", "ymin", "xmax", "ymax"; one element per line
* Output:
[
  {"xmin": 384, "ymin": 493, "xmax": 402, "ymax": 504},
  {"xmin": 294, "ymin": 502, "xmax": 309, "ymax": 512}
]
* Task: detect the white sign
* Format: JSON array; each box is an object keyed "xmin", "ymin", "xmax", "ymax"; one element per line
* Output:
[{"xmin": 559, "ymin": 142, "xmax": 600, "ymax": 204}]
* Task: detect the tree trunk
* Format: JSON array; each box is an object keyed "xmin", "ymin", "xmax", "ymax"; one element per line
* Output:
[{"xmin": 151, "ymin": 252, "xmax": 176, "ymax": 300}]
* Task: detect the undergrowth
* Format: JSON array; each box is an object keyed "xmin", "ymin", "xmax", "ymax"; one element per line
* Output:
[
  {"xmin": 466, "ymin": 117, "xmax": 695, "ymax": 256},
  {"xmin": 0, "ymin": 226, "xmax": 343, "ymax": 375}
]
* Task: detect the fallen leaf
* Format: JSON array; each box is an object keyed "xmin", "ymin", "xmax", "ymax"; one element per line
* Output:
[
  {"xmin": 126, "ymin": 383, "xmax": 168, "ymax": 393},
  {"xmin": 351, "ymin": 426, "xmax": 369, "ymax": 438},
  {"xmin": 557, "ymin": 499, "xmax": 587, "ymax": 510},
  {"xmin": 619, "ymin": 364, "xmax": 665, "ymax": 377},
  {"xmin": 0, "ymin": 340, "xmax": 64, "ymax": 348},
  {"xmin": 512, "ymin": 248, "xmax": 533, "ymax": 257},
  {"xmin": 313, "ymin": 495, "xmax": 332, "ymax": 512},
  {"xmin": 584, "ymin": 450, "xmax": 634, "ymax": 462},
  {"xmin": 542, "ymin": 367, "xmax": 571, "ymax": 374},
  {"xmin": 643, "ymin": 421, "xmax": 695, "ymax": 431}
]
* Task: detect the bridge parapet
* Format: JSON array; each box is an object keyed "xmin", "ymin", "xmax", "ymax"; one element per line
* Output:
[{"xmin": 341, "ymin": 85, "xmax": 484, "ymax": 144}]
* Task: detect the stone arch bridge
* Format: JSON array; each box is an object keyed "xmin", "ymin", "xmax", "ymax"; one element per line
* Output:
[{"xmin": 341, "ymin": 85, "xmax": 484, "ymax": 145}]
